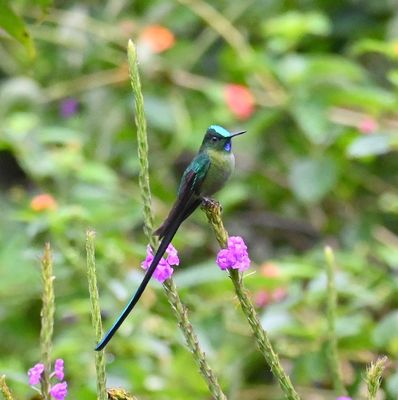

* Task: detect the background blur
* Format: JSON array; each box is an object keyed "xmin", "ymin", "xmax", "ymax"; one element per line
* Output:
[{"xmin": 1, "ymin": 1, "xmax": 398, "ymax": 399}]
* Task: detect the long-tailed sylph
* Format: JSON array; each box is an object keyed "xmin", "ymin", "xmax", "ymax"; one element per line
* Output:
[{"xmin": 95, "ymin": 125, "xmax": 245, "ymax": 350}]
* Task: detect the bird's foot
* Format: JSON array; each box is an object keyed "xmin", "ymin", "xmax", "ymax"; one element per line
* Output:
[{"xmin": 201, "ymin": 197, "xmax": 222, "ymax": 212}]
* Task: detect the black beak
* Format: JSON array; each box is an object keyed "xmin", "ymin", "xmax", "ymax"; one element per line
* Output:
[{"xmin": 230, "ymin": 130, "xmax": 246, "ymax": 138}]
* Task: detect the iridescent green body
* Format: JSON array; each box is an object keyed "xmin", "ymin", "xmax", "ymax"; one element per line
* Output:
[
  {"xmin": 96, "ymin": 125, "xmax": 245, "ymax": 351},
  {"xmin": 200, "ymin": 148, "xmax": 235, "ymax": 196}
]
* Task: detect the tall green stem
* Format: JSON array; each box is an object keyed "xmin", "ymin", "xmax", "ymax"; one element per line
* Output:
[
  {"xmin": 86, "ymin": 230, "xmax": 107, "ymax": 400},
  {"xmin": 127, "ymin": 39, "xmax": 227, "ymax": 400},
  {"xmin": 202, "ymin": 201, "xmax": 301, "ymax": 400},
  {"xmin": 40, "ymin": 243, "xmax": 55, "ymax": 400}
]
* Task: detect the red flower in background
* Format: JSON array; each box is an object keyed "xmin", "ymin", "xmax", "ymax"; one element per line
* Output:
[
  {"xmin": 254, "ymin": 262, "xmax": 287, "ymax": 309},
  {"xmin": 224, "ymin": 84, "xmax": 255, "ymax": 120},
  {"xmin": 139, "ymin": 25, "xmax": 175, "ymax": 53}
]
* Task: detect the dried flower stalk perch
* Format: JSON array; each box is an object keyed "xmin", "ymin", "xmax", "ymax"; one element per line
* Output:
[
  {"xmin": 202, "ymin": 200, "xmax": 301, "ymax": 400},
  {"xmin": 128, "ymin": 39, "xmax": 227, "ymax": 400}
]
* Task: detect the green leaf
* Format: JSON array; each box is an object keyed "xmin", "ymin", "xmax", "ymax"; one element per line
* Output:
[
  {"xmin": 0, "ymin": 0, "xmax": 35, "ymax": 58},
  {"xmin": 331, "ymin": 86, "xmax": 397, "ymax": 113},
  {"xmin": 264, "ymin": 11, "xmax": 330, "ymax": 52},
  {"xmin": 278, "ymin": 54, "xmax": 365, "ymax": 86},
  {"xmin": 144, "ymin": 94, "xmax": 175, "ymax": 131},
  {"xmin": 288, "ymin": 157, "xmax": 338, "ymax": 203},
  {"xmin": 350, "ymin": 38, "xmax": 398, "ymax": 59},
  {"xmin": 347, "ymin": 134, "xmax": 391, "ymax": 158},
  {"xmin": 78, "ymin": 162, "xmax": 118, "ymax": 186},
  {"xmin": 386, "ymin": 371, "xmax": 398, "ymax": 398},
  {"xmin": 38, "ymin": 0, "xmax": 53, "ymax": 12},
  {"xmin": 260, "ymin": 304, "xmax": 293, "ymax": 335},
  {"xmin": 290, "ymin": 95, "xmax": 339, "ymax": 144},
  {"xmin": 373, "ymin": 311, "xmax": 398, "ymax": 354},
  {"xmin": 335, "ymin": 314, "xmax": 370, "ymax": 338},
  {"xmin": 38, "ymin": 126, "xmax": 82, "ymax": 145}
]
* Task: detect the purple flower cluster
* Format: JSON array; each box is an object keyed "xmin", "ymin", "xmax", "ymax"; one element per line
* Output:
[
  {"xmin": 216, "ymin": 236, "xmax": 250, "ymax": 271},
  {"xmin": 141, "ymin": 243, "xmax": 180, "ymax": 283},
  {"xmin": 28, "ymin": 359, "xmax": 67, "ymax": 400},
  {"xmin": 59, "ymin": 98, "xmax": 79, "ymax": 118}
]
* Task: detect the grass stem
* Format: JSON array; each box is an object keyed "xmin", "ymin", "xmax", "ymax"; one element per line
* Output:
[
  {"xmin": 365, "ymin": 356, "xmax": 388, "ymax": 400},
  {"xmin": 40, "ymin": 243, "xmax": 55, "ymax": 400},
  {"xmin": 0, "ymin": 376, "xmax": 15, "ymax": 400},
  {"xmin": 86, "ymin": 230, "xmax": 107, "ymax": 400}
]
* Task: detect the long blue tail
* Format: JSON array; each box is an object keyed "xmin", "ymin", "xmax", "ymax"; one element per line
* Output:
[{"xmin": 95, "ymin": 215, "xmax": 185, "ymax": 351}]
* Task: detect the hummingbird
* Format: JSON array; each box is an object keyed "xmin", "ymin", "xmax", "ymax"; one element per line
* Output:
[{"xmin": 95, "ymin": 125, "xmax": 245, "ymax": 351}]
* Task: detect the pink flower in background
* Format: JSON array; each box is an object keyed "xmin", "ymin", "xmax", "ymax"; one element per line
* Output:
[
  {"xmin": 336, "ymin": 397, "xmax": 352, "ymax": 400},
  {"xmin": 271, "ymin": 287, "xmax": 287, "ymax": 302},
  {"xmin": 49, "ymin": 382, "xmax": 68, "ymax": 400},
  {"xmin": 28, "ymin": 363, "xmax": 45, "ymax": 385},
  {"xmin": 141, "ymin": 243, "xmax": 180, "ymax": 283},
  {"xmin": 224, "ymin": 84, "xmax": 255, "ymax": 120},
  {"xmin": 358, "ymin": 117, "xmax": 378, "ymax": 134},
  {"xmin": 254, "ymin": 288, "xmax": 287, "ymax": 308},
  {"xmin": 216, "ymin": 236, "xmax": 251, "ymax": 271},
  {"xmin": 255, "ymin": 290, "xmax": 270, "ymax": 308}
]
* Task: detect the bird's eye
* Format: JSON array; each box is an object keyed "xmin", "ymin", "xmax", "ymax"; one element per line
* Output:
[{"xmin": 211, "ymin": 136, "xmax": 218, "ymax": 142}]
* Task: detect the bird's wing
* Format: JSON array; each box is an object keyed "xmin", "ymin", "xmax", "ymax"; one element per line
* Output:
[
  {"xmin": 154, "ymin": 152, "xmax": 210, "ymax": 238},
  {"xmin": 178, "ymin": 151, "xmax": 211, "ymax": 197}
]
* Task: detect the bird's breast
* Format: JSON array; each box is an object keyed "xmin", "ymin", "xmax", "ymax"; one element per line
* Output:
[{"xmin": 201, "ymin": 150, "xmax": 235, "ymax": 196}]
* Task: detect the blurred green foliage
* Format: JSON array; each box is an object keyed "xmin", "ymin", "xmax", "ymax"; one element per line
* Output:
[{"xmin": 1, "ymin": 0, "xmax": 398, "ymax": 399}]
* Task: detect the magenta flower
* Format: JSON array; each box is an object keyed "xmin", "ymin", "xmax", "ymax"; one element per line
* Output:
[
  {"xmin": 53, "ymin": 359, "xmax": 64, "ymax": 380},
  {"xmin": 216, "ymin": 249, "xmax": 236, "ymax": 270},
  {"xmin": 28, "ymin": 358, "xmax": 67, "ymax": 399},
  {"xmin": 50, "ymin": 382, "xmax": 68, "ymax": 400},
  {"xmin": 141, "ymin": 243, "xmax": 180, "ymax": 283},
  {"xmin": 166, "ymin": 244, "xmax": 180, "ymax": 266},
  {"xmin": 28, "ymin": 363, "xmax": 45, "ymax": 385},
  {"xmin": 216, "ymin": 236, "xmax": 251, "ymax": 271},
  {"xmin": 336, "ymin": 397, "xmax": 352, "ymax": 400}
]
